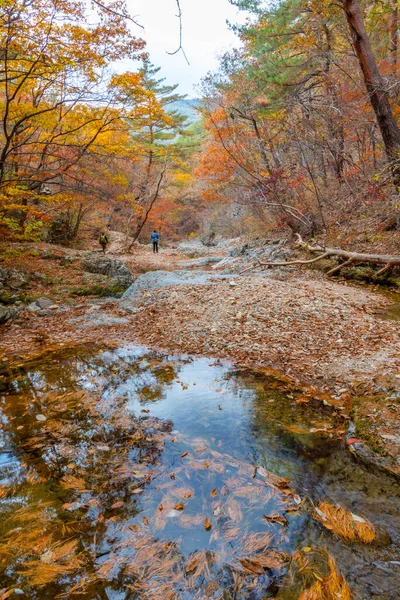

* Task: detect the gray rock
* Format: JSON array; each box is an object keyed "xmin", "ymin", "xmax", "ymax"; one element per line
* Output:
[
  {"xmin": 177, "ymin": 242, "xmax": 221, "ymax": 256},
  {"xmin": 212, "ymin": 257, "xmax": 241, "ymax": 271},
  {"xmin": 67, "ymin": 312, "xmax": 129, "ymax": 329},
  {"xmin": 0, "ymin": 291, "xmax": 18, "ymax": 305},
  {"xmin": 81, "ymin": 255, "xmax": 133, "ymax": 288},
  {"xmin": 41, "ymin": 249, "xmax": 63, "ymax": 260},
  {"xmin": 59, "ymin": 256, "xmax": 76, "ymax": 267},
  {"xmin": 0, "ymin": 305, "xmax": 19, "ymax": 325},
  {"xmin": 201, "ymin": 232, "xmax": 217, "ymax": 247},
  {"xmin": 121, "ymin": 269, "xmax": 234, "ymax": 311},
  {"xmin": 35, "ymin": 297, "xmax": 54, "ymax": 309},
  {"xmin": 0, "ymin": 268, "xmax": 30, "ymax": 289},
  {"xmin": 33, "ymin": 272, "xmax": 47, "ymax": 283},
  {"xmin": 82, "ymin": 272, "xmax": 108, "ymax": 285},
  {"xmin": 27, "ymin": 297, "xmax": 54, "ymax": 312},
  {"xmin": 179, "ymin": 256, "xmax": 225, "ymax": 268}
]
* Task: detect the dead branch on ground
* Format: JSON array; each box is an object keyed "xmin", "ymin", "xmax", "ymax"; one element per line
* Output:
[{"xmin": 248, "ymin": 234, "xmax": 400, "ymax": 276}]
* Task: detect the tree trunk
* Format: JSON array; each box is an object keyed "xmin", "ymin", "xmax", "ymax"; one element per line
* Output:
[
  {"xmin": 342, "ymin": 0, "xmax": 400, "ymax": 188},
  {"xmin": 323, "ymin": 23, "xmax": 345, "ymax": 183},
  {"xmin": 389, "ymin": 0, "xmax": 398, "ymax": 68},
  {"xmin": 128, "ymin": 168, "xmax": 166, "ymax": 251}
]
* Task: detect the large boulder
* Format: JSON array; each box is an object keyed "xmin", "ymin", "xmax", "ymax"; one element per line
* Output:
[{"xmin": 81, "ymin": 255, "xmax": 133, "ymax": 289}]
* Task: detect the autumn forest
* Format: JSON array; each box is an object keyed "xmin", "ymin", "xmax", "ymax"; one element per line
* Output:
[{"xmin": 0, "ymin": 1, "xmax": 400, "ymax": 599}]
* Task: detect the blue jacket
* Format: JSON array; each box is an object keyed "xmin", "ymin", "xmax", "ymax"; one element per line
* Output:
[{"xmin": 151, "ymin": 233, "xmax": 159, "ymax": 242}]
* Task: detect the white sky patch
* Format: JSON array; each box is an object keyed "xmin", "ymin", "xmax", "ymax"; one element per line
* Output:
[{"xmin": 121, "ymin": 0, "xmax": 247, "ymax": 96}]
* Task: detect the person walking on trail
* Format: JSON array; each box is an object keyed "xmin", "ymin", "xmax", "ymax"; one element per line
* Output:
[
  {"xmin": 99, "ymin": 232, "xmax": 109, "ymax": 254},
  {"xmin": 151, "ymin": 230, "xmax": 160, "ymax": 253}
]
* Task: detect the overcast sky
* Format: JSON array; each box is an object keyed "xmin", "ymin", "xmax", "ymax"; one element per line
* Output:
[{"xmin": 124, "ymin": 0, "xmax": 247, "ymax": 97}]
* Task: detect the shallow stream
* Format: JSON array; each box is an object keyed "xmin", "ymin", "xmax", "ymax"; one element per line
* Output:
[{"xmin": 0, "ymin": 346, "xmax": 399, "ymax": 599}]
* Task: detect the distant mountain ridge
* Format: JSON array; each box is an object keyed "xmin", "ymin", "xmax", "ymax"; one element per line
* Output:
[{"xmin": 168, "ymin": 98, "xmax": 200, "ymax": 123}]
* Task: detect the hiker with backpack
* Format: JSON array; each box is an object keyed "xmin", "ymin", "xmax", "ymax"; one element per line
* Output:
[
  {"xmin": 151, "ymin": 230, "xmax": 160, "ymax": 253},
  {"xmin": 99, "ymin": 232, "xmax": 109, "ymax": 254}
]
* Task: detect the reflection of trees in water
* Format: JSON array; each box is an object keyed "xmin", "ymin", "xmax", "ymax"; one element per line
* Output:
[
  {"xmin": 0, "ymin": 348, "xmax": 179, "ymax": 598},
  {"xmin": 0, "ymin": 350, "xmax": 396, "ymax": 599}
]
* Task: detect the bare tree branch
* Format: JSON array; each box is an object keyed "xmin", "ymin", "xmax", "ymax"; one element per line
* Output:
[
  {"xmin": 91, "ymin": 0, "xmax": 144, "ymax": 28},
  {"xmin": 166, "ymin": 0, "xmax": 190, "ymax": 65}
]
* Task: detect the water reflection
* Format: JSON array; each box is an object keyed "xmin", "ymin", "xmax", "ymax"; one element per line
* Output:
[{"xmin": 0, "ymin": 346, "xmax": 398, "ymax": 599}]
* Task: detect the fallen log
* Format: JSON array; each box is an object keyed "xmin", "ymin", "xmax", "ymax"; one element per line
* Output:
[{"xmin": 257, "ymin": 235, "xmax": 400, "ymax": 275}]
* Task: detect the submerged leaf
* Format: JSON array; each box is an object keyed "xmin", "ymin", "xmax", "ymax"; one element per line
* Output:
[
  {"xmin": 239, "ymin": 558, "xmax": 265, "ymax": 575},
  {"xmin": 263, "ymin": 514, "xmax": 288, "ymax": 526}
]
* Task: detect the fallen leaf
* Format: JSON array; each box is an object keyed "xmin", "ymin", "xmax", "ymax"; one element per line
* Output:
[
  {"xmin": 129, "ymin": 525, "xmax": 138, "ymax": 532},
  {"xmin": 263, "ymin": 514, "xmax": 288, "ymax": 526},
  {"xmin": 210, "ymin": 488, "xmax": 218, "ymax": 498},
  {"xmin": 181, "ymin": 452, "xmax": 188, "ymax": 458},
  {"xmin": 239, "ymin": 558, "xmax": 264, "ymax": 575},
  {"xmin": 0, "ymin": 590, "xmax": 16, "ymax": 600},
  {"xmin": 186, "ymin": 555, "xmax": 201, "ymax": 574},
  {"xmin": 204, "ymin": 518, "xmax": 212, "ymax": 531},
  {"xmin": 98, "ymin": 562, "xmax": 113, "ymax": 575},
  {"xmin": 174, "ymin": 503, "xmax": 185, "ymax": 510},
  {"xmin": 111, "ymin": 501, "xmax": 124, "ymax": 509},
  {"xmin": 142, "ymin": 516, "xmax": 149, "ymax": 525}
]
